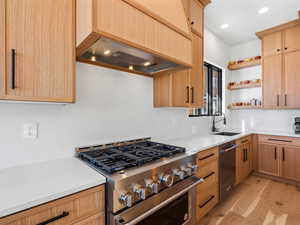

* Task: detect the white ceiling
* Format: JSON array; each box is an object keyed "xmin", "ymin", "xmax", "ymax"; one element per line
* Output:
[{"xmin": 205, "ymin": 0, "xmax": 300, "ymax": 46}]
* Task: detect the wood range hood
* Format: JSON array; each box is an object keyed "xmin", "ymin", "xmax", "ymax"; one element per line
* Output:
[{"xmin": 76, "ymin": 0, "xmax": 192, "ymax": 77}]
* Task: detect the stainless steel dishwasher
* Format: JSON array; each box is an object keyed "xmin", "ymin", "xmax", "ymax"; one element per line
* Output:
[{"xmin": 219, "ymin": 141, "xmax": 237, "ymax": 201}]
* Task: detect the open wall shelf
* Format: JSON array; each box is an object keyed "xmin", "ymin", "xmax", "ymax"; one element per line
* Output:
[
  {"xmin": 228, "ymin": 82, "xmax": 261, "ymax": 90},
  {"xmin": 228, "ymin": 58, "xmax": 261, "ymax": 71},
  {"xmin": 228, "ymin": 105, "xmax": 262, "ymax": 110}
]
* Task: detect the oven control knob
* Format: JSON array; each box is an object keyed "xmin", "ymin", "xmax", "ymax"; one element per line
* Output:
[
  {"xmin": 172, "ymin": 168, "xmax": 185, "ymax": 180},
  {"xmin": 145, "ymin": 179, "xmax": 159, "ymax": 194},
  {"xmin": 187, "ymin": 163, "xmax": 198, "ymax": 174},
  {"xmin": 120, "ymin": 193, "xmax": 133, "ymax": 208},
  {"xmin": 133, "ymin": 185, "xmax": 147, "ymax": 200},
  {"xmin": 181, "ymin": 166, "xmax": 192, "ymax": 176},
  {"xmin": 160, "ymin": 174, "xmax": 174, "ymax": 187}
]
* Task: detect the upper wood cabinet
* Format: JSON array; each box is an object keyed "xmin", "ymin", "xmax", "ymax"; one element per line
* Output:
[
  {"xmin": 262, "ymin": 32, "xmax": 282, "ymax": 57},
  {"xmin": 284, "ymin": 25, "xmax": 300, "ymax": 53},
  {"xmin": 154, "ymin": 32, "xmax": 204, "ymax": 108},
  {"xmin": 257, "ymin": 20, "xmax": 300, "ymax": 109},
  {"xmin": 262, "ymin": 55, "xmax": 282, "ymax": 109},
  {"xmin": 0, "ymin": 0, "xmax": 76, "ymax": 103},
  {"xmin": 190, "ymin": 0, "xmax": 204, "ymax": 37},
  {"xmin": 76, "ymin": 0, "xmax": 193, "ymax": 76},
  {"xmin": 154, "ymin": 0, "xmax": 209, "ymax": 108}
]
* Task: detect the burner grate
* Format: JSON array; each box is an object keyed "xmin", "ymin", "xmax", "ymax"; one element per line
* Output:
[{"xmin": 78, "ymin": 141, "xmax": 185, "ymax": 174}]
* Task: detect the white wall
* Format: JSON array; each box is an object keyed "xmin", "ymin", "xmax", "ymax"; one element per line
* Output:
[
  {"xmin": 228, "ymin": 39, "xmax": 300, "ymax": 133},
  {"xmin": 0, "ymin": 28, "xmax": 230, "ymax": 170}
]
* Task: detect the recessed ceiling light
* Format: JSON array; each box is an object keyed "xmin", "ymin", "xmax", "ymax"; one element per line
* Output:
[
  {"xmin": 258, "ymin": 7, "xmax": 269, "ymax": 14},
  {"xmin": 220, "ymin": 24, "xmax": 229, "ymax": 29},
  {"xmin": 104, "ymin": 50, "xmax": 111, "ymax": 55},
  {"xmin": 129, "ymin": 65, "xmax": 134, "ymax": 70},
  {"xmin": 91, "ymin": 56, "xmax": 96, "ymax": 62},
  {"xmin": 143, "ymin": 61, "xmax": 151, "ymax": 67}
]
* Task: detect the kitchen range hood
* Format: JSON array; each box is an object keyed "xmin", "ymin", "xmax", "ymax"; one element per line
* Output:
[{"xmin": 76, "ymin": 0, "xmax": 192, "ymax": 76}]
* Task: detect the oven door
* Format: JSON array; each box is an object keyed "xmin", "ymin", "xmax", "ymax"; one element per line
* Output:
[{"xmin": 111, "ymin": 176, "xmax": 203, "ymax": 225}]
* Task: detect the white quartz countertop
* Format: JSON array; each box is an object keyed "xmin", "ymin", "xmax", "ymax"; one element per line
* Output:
[
  {"xmin": 161, "ymin": 132, "xmax": 252, "ymax": 154},
  {"xmin": 0, "ymin": 158, "xmax": 106, "ymax": 218}
]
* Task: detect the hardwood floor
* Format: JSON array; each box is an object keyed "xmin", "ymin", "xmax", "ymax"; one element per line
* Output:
[{"xmin": 197, "ymin": 175, "xmax": 300, "ymax": 225}]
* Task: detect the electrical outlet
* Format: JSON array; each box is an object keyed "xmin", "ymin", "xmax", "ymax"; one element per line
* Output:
[{"xmin": 23, "ymin": 123, "xmax": 38, "ymax": 139}]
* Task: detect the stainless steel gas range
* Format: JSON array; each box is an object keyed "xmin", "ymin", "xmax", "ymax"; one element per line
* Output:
[{"xmin": 76, "ymin": 138, "xmax": 203, "ymax": 225}]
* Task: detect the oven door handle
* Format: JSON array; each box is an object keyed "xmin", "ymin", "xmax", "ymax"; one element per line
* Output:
[
  {"xmin": 122, "ymin": 177, "xmax": 204, "ymax": 225},
  {"xmin": 220, "ymin": 144, "xmax": 237, "ymax": 153}
]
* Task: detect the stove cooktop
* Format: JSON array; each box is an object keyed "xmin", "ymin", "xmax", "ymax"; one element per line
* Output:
[{"xmin": 77, "ymin": 140, "xmax": 186, "ymax": 174}]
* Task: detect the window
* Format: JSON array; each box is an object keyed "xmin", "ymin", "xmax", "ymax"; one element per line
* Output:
[{"xmin": 191, "ymin": 62, "xmax": 223, "ymax": 117}]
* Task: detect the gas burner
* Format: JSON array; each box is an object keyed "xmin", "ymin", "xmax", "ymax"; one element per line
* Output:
[{"xmin": 77, "ymin": 139, "xmax": 186, "ymax": 174}]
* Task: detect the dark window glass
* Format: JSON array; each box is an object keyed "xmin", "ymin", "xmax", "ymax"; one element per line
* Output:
[{"xmin": 191, "ymin": 62, "xmax": 223, "ymax": 117}]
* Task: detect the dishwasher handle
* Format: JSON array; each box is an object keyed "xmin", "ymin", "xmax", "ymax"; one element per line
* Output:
[{"xmin": 220, "ymin": 144, "xmax": 237, "ymax": 153}]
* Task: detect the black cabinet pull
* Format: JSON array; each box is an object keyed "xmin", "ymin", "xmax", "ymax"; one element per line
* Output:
[
  {"xmin": 246, "ymin": 149, "xmax": 248, "ymax": 161},
  {"xmin": 36, "ymin": 211, "xmax": 69, "ymax": 225},
  {"xmin": 276, "ymin": 95, "xmax": 279, "ymax": 106},
  {"xmin": 203, "ymin": 171, "xmax": 215, "ymax": 180},
  {"xmin": 191, "ymin": 87, "xmax": 194, "ymax": 104},
  {"xmin": 274, "ymin": 147, "xmax": 277, "ymax": 160},
  {"xmin": 277, "ymin": 49, "xmax": 281, "ymax": 52},
  {"xmin": 268, "ymin": 138, "xmax": 292, "ymax": 143},
  {"xmin": 241, "ymin": 140, "xmax": 248, "ymax": 144},
  {"xmin": 199, "ymin": 153, "xmax": 214, "ymax": 161},
  {"xmin": 191, "ymin": 21, "xmax": 194, "ymax": 25},
  {"xmin": 284, "ymin": 94, "xmax": 287, "ymax": 106},
  {"xmin": 11, "ymin": 49, "xmax": 16, "ymax": 89},
  {"xmin": 186, "ymin": 86, "xmax": 189, "ymax": 103},
  {"xmin": 285, "ymin": 47, "xmax": 288, "ymax": 50},
  {"xmin": 282, "ymin": 148, "xmax": 285, "ymax": 161},
  {"xmin": 243, "ymin": 149, "xmax": 246, "ymax": 162},
  {"xmin": 199, "ymin": 195, "xmax": 215, "ymax": 208}
]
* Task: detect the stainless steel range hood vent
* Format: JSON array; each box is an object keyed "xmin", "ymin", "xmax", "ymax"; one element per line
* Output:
[{"xmin": 78, "ymin": 37, "xmax": 184, "ymax": 75}]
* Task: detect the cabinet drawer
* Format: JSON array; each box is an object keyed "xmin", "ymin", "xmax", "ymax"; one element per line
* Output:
[
  {"xmin": 72, "ymin": 212, "xmax": 105, "ymax": 225},
  {"xmin": 0, "ymin": 186, "xmax": 105, "ymax": 225},
  {"xmin": 236, "ymin": 135, "xmax": 252, "ymax": 146},
  {"xmin": 197, "ymin": 147, "xmax": 218, "ymax": 167},
  {"xmin": 197, "ymin": 160, "xmax": 218, "ymax": 187},
  {"xmin": 196, "ymin": 183, "xmax": 218, "ymax": 221},
  {"xmin": 258, "ymin": 135, "xmax": 300, "ymax": 147}
]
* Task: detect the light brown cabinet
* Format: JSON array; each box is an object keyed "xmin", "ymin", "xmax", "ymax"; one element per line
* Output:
[
  {"xmin": 0, "ymin": 186, "xmax": 105, "ymax": 225},
  {"xmin": 262, "ymin": 55, "xmax": 282, "ymax": 108},
  {"xmin": 257, "ymin": 135, "xmax": 300, "ymax": 182},
  {"xmin": 0, "ymin": 0, "xmax": 75, "ymax": 103},
  {"xmin": 190, "ymin": 0, "xmax": 204, "ymax": 37},
  {"xmin": 257, "ymin": 21, "xmax": 300, "ymax": 109},
  {"xmin": 236, "ymin": 136, "xmax": 252, "ymax": 185},
  {"xmin": 196, "ymin": 147, "xmax": 219, "ymax": 222},
  {"xmin": 258, "ymin": 143, "xmax": 279, "ymax": 176}
]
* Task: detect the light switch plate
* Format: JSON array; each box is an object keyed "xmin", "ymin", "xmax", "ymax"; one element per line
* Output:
[{"xmin": 23, "ymin": 123, "xmax": 38, "ymax": 139}]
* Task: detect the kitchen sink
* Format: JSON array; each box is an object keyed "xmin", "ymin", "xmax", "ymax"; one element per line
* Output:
[{"xmin": 214, "ymin": 132, "xmax": 240, "ymax": 136}]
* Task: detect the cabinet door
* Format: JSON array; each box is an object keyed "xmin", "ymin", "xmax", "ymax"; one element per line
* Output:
[
  {"xmin": 284, "ymin": 51, "xmax": 300, "ymax": 108},
  {"xmin": 262, "ymin": 32, "xmax": 282, "ymax": 57},
  {"xmin": 262, "ymin": 55, "xmax": 282, "ymax": 108},
  {"xmin": 172, "ymin": 70, "xmax": 190, "ymax": 107},
  {"xmin": 235, "ymin": 145, "xmax": 244, "ymax": 185},
  {"xmin": 281, "ymin": 146, "xmax": 300, "ymax": 182},
  {"xmin": 3, "ymin": 0, "xmax": 75, "ymax": 103},
  {"xmin": 190, "ymin": 33, "xmax": 203, "ymax": 108},
  {"xmin": 258, "ymin": 144, "xmax": 279, "ymax": 176},
  {"xmin": 284, "ymin": 25, "xmax": 300, "ymax": 53},
  {"xmin": 243, "ymin": 142, "xmax": 252, "ymax": 177},
  {"xmin": 190, "ymin": 0, "xmax": 203, "ymax": 36}
]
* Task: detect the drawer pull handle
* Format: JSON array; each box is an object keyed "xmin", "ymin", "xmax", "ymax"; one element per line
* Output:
[
  {"xmin": 203, "ymin": 172, "xmax": 215, "ymax": 180},
  {"xmin": 268, "ymin": 138, "xmax": 292, "ymax": 143},
  {"xmin": 36, "ymin": 211, "xmax": 69, "ymax": 225},
  {"xmin": 282, "ymin": 148, "xmax": 285, "ymax": 161},
  {"xmin": 11, "ymin": 49, "xmax": 16, "ymax": 89},
  {"xmin": 241, "ymin": 140, "xmax": 249, "ymax": 144},
  {"xmin": 199, "ymin": 195, "xmax": 215, "ymax": 208},
  {"xmin": 199, "ymin": 153, "xmax": 215, "ymax": 161}
]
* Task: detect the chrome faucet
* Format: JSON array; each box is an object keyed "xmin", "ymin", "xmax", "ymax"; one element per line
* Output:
[{"xmin": 212, "ymin": 115, "xmax": 226, "ymax": 133}]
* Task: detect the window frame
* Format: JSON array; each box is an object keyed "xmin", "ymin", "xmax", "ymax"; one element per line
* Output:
[{"xmin": 190, "ymin": 62, "xmax": 223, "ymax": 117}]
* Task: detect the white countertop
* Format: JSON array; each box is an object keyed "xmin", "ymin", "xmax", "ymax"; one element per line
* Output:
[
  {"xmin": 0, "ymin": 158, "xmax": 106, "ymax": 218},
  {"xmin": 162, "ymin": 132, "xmax": 252, "ymax": 154}
]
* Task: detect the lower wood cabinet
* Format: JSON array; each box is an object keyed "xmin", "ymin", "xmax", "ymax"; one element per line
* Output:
[
  {"xmin": 236, "ymin": 136, "xmax": 253, "ymax": 185},
  {"xmin": 0, "ymin": 185, "xmax": 105, "ymax": 225},
  {"xmin": 196, "ymin": 147, "xmax": 219, "ymax": 222},
  {"xmin": 258, "ymin": 135, "xmax": 300, "ymax": 182}
]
